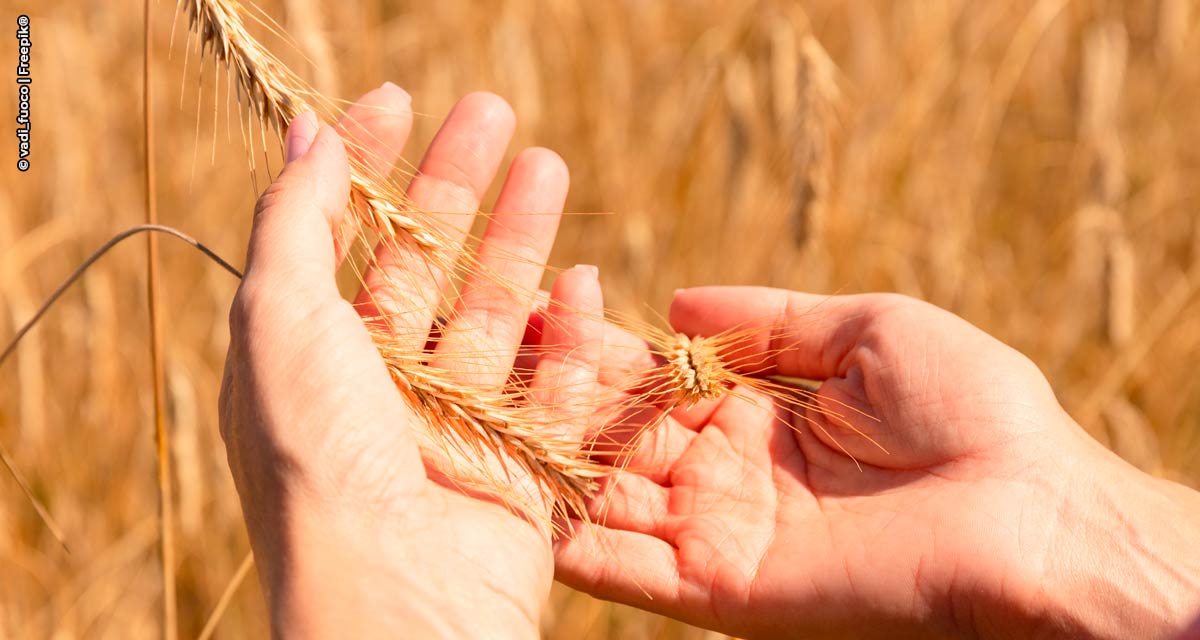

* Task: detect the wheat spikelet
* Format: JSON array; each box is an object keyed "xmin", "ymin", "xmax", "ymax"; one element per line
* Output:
[
  {"xmin": 185, "ymin": 0, "xmax": 304, "ymax": 131},
  {"xmin": 663, "ymin": 334, "xmax": 726, "ymax": 408},
  {"xmin": 1075, "ymin": 21, "xmax": 1134, "ymax": 348},
  {"xmin": 183, "ymin": 0, "xmax": 451, "ymax": 254},
  {"xmin": 612, "ymin": 321, "xmax": 889, "ymax": 474},
  {"xmin": 383, "ymin": 357, "xmax": 607, "ymax": 521},
  {"xmin": 782, "ymin": 30, "xmax": 838, "ymax": 251}
]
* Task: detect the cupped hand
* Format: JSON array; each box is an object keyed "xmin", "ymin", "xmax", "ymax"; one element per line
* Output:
[
  {"xmin": 220, "ymin": 84, "xmax": 598, "ymax": 638},
  {"xmin": 556, "ymin": 286, "xmax": 1200, "ymax": 639}
]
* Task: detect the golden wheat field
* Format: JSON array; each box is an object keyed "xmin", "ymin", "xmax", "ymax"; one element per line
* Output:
[{"xmin": 2, "ymin": 0, "xmax": 1200, "ymax": 637}]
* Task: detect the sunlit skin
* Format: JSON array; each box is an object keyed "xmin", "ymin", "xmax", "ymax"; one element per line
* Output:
[
  {"xmin": 558, "ymin": 288, "xmax": 1200, "ymax": 638},
  {"xmin": 220, "ymin": 85, "xmax": 595, "ymax": 638},
  {"xmin": 221, "ymin": 85, "xmax": 1200, "ymax": 639}
]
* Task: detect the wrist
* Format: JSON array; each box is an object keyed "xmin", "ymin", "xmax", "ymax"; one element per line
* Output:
[
  {"xmin": 998, "ymin": 441, "xmax": 1200, "ymax": 639},
  {"xmin": 261, "ymin": 499, "xmax": 545, "ymax": 639}
]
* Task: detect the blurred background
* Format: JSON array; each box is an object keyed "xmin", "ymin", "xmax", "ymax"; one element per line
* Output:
[{"xmin": 2, "ymin": 0, "xmax": 1199, "ymax": 637}]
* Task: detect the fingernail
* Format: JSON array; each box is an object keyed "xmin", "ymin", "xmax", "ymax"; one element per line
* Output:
[
  {"xmin": 574, "ymin": 264, "xmax": 599, "ymax": 278},
  {"xmin": 672, "ymin": 288, "xmax": 687, "ymax": 298},
  {"xmin": 285, "ymin": 112, "xmax": 320, "ymax": 164},
  {"xmin": 380, "ymin": 81, "xmax": 412, "ymax": 104}
]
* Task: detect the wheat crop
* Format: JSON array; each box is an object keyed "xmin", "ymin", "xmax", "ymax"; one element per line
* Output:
[
  {"xmin": 175, "ymin": 0, "xmax": 861, "ymax": 532},
  {"xmin": 2, "ymin": 1, "xmax": 1199, "ymax": 638}
]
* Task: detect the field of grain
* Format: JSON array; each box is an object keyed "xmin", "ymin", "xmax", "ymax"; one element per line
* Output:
[{"xmin": 1, "ymin": 0, "xmax": 1199, "ymax": 637}]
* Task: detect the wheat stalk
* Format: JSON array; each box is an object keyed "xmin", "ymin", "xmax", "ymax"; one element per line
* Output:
[
  {"xmin": 183, "ymin": 0, "xmax": 617, "ymax": 524},
  {"xmin": 181, "ymin": 0, "xmax": 867, "ymax": 530},
  {"xmin": 183, "ymin": 0, "xmax": 450, "ymax": 252},
  {"xmin": 143, "ymin": 0, "xmax": 178, "ymax": 634}
]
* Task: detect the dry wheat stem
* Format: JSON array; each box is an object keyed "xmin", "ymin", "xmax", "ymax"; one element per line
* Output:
[
  {"xmin": 196, "ymin": 551, "xmax": 255, "ymax": 640},
  {"xmin": 143, "ymin": 0, "xmax": 179, "ymax": 634}
]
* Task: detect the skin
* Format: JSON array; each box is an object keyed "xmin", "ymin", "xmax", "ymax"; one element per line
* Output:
[
  {"xmin": 557, "ymin": 289, "xmax": 1200, "ymax": 639},
  {"xmin": 220, "ymin": 84, "xmax": 594, "ymax": 638},
  {"xmin": 221, "ymin": 85, "xmax": 1200, "ymax": 639}
]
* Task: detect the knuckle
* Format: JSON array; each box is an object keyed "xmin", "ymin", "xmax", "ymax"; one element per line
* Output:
[
  {"xmin": 228, "ymin": 273, "xmax": 272, "ymax": 336},
  {"xmin": 860, "ymin": 293, "xmax": 946, "ymax": 336},
  {"xmin": 227, "ymin": 279, "xmax": 254, "ymax": 330},
  {"xmin": 864, "ymin": 292, "xmax": 924, "ymax": 317},
  {"xmin": 488, "ymin": 227, "xmax": 547, "ymax": 268},
  {"xmin": 217, "ymin": 384, "xmax": 234, "ymax": 444},
  {"xmin": 422, "ymin": 158, "xmax": 479, "ymax": 201},
  {"xmin": 227, "ymin": 286, "xmax": 251, "ymax": 335},
  {"xmin": 467, "ymin": 287, "xmax": 520, "ymax": 328},
  {"xmin": 253, "ymin": 179, "xmax": 289, "ymax": 219}
]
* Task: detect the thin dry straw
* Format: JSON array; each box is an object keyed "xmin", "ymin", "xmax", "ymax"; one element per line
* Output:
[
  {"xmin": 0, "ymin": 224, "xmax": 255, "ymax": 638},
  {"xmin": 142, "ymin": 1, "xmax": 180, "ymax": 632},
  {"xmin": 0, "ymin": 445, "xmax": 68, "ymax": 552},
  {"xmin": 197, "ymin": 551, "xmax": 255, "ymax": 640}
]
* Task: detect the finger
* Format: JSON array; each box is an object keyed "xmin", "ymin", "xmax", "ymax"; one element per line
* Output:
[
  {"xmin": 431, "ymin": 147, "xmax": 568, "ymax": 385},
  {"xmin": 517, "ymin": 294, "xmax": 662, "ymax": 395},
  {"xmin": 595, "ymin": 319, "xmax": 660, "ymax": 391},
  {"xmin": 331, "ymin": 82, "xmax": 414, "ymax": 261},
  {"xmin": 516, "ymin": 288, "xmax": 664, "ymax": 395},
  {"xmin": 597, "ymin": 417, "xmax": 696, "ymax": 485},
  {"xmin": 510, "ymin": 289, "xmax": 553, "ymax": 380},
  {"xmin": 531, "ymin": 264, "xmax": 603, "ymax": 437},
  {"xmin": 588, "ymin": 473, "xmax": 671, "ymax": 539},
  {"xmin": 231, "ymin": 120, "xmax": 424, "ymax": 484},
  {"xmin": 669, "ymin": 286, "xmax": 888, "ymax": 380},
  {"xmin": 672, "ymin": 288, "xmax": 970, "ymax": 466},
  {"xmin": 554, "ymin": 521, "xmax": 682, "ymax": 615},
  {"xmin": 337, "ymin": 82, "xmax": 413, "ymax": 174},
  {"xmin": 355, "ymin": 92, "xmax": 516, "ymax": 344},
  {"xmin": 243, "ymin": 116, "xmax": 347, "ymax": 289},
  {"xmin": 667, "ymin": 398, "xmax": 726, "ymax": 432}
]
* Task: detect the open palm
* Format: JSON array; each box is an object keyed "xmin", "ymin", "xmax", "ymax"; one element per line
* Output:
[{"xmin": 557, "ymin": 287, "xmax": 1090, "ymax": 639}]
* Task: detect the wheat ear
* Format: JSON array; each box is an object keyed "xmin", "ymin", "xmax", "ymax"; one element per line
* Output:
[
  {"xmin": 184, "ymin": 0, "xmax": 619, "ymax": 524},
  {"xmin": 182, "ymin": 0, "xmax": 869, "ymax": 529}
]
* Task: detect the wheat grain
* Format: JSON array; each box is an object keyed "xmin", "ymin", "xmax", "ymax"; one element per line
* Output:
[{"xmin": 664, "ymin": 334, "xmax": 726, "ymax": 408}]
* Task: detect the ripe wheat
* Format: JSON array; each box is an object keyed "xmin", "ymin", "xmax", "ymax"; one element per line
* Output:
[{"xmin": 182, "ymin": 0, "xmax": 870, "ymax": 528}]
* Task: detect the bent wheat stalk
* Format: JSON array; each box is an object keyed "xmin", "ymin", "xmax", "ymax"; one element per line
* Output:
[{"xmin": 0, "ymin": 224, "xmax": 244, "ymax": 554}]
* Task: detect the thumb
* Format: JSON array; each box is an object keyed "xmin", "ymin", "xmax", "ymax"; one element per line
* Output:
[
  {"xmin": 669, "ymin": 286, "xmax": 870, "ymax": 380},
  {"xmin": 227, "ymin": 114, "xmax": 426, "ymax": 491},
  {"xmin": 242, "ymin": 112, "xmax": 351, "ymax": 292}
]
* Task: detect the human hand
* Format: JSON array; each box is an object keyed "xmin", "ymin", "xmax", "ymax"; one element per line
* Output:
[
  {"xmin": 220, "ymin": 84, "xmax": 599, "ymax": 638},
  {"xmin": 556, "ymin": 287, "xmax": 1200, "ymax": 639}
]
